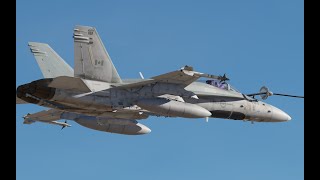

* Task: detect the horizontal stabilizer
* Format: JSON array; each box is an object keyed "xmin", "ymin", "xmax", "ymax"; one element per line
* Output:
[
  {"xmin": 23, "ymin": 109, "xmax": 71, "ymax": 127},
  {"xmin": 24, "ymin": 109, "xmax": 63, "ymax": 122},
  {"xmin": 16, "ymin": 95, "xmax": 28, "ymax": 104}
]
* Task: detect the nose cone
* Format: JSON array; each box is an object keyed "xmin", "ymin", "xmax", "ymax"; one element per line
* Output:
[{"xmin": 272, "ymin": 107, "xmax": 291, "ymax": 122}]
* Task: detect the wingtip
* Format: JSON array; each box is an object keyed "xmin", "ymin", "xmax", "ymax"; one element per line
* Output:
[
  {"xmin": 28, "ymin": 42, "xmax": 49, "ymax": 47},
  {"xmin": 74, "ymin": 25, "xmax": 96, "ymax": 31}
]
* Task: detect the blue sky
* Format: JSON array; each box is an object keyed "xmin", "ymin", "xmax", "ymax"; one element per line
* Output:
[{"xmin": 16, "ymin": 0, "xmax": 304, "ymax": 180}]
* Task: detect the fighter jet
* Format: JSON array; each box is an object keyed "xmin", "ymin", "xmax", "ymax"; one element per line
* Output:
[{"xmin": 16, "ymin": 25, "xmax": 304, "ymax": 135}]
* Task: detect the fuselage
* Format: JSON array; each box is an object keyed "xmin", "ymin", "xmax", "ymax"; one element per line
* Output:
[
  {"xmin": 17, "ymin": 78, "xmax": 291, "ymax": 123},
  {"xmin": 185, "ymin": 82, "xmax": 291, "ymax": 122}
]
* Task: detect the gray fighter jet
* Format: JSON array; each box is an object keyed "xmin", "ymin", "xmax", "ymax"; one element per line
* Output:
[{"xmin": 16, "ymin": 25, "xmax": 304, "ymax": 135}]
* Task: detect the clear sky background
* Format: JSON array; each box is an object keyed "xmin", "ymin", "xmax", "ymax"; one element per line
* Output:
[{"xmin": 16, "ymin": 0, "xmax": 304, "ymax": 180}]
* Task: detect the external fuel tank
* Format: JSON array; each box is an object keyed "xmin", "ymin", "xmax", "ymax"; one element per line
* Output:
[{"xmin": 137, "ymin": 98, "xmax": 211, "ymax": 118}]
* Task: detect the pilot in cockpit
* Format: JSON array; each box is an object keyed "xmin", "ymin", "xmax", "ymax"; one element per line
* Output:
[{"xmin": 206, "ymin": 79, "xmax": 228, "ymax": 90}]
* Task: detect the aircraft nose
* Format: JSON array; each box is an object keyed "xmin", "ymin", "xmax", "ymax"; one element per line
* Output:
[{"xmin": 272, "ymin": 107, "xmax": 291, "ymax": 122}]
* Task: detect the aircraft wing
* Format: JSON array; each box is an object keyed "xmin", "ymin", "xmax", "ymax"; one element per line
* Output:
[
  {"xmin": 117, "ymin": 66, "xmax": 225, "ymax": 89},
  {"xmin": 151, "ymin": 69, "xmax": 200, "ymax": 85},
  {"xmin": 117, "ymin": 66, "xmax": 202, "ymax": 89}
]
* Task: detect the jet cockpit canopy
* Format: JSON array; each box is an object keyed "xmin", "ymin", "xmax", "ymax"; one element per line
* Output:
[{"xmin": 205, "ymin": 79, "xmax": 240, "ymax": 93}]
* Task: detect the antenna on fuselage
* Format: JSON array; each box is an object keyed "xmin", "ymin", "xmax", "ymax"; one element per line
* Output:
[
  {"xmin": 205, "ymin": 117, "xmax": 209, "ymax": 123},
  {"xmin": 139, "ymin": 72, "xmax": 145, "ymax": 79}
]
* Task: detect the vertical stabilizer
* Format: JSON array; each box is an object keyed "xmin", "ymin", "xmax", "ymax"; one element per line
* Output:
[
  {"xmin": 73, "ymin": 25, "xmax": 122, "ymax": 83},
  {"xmin": 28, "ymin": 42, "xmax": 74, "ymax": 78}
]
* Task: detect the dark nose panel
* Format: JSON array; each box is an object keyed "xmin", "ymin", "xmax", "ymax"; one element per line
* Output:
[{"xmin": 210, "ymin": 110, "xmax": 245, "ymax": 120}]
